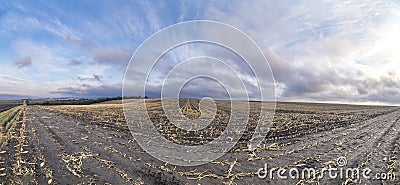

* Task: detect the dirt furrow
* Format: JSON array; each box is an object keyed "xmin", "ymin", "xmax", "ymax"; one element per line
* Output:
[
  {"xmin": 4, "ymin": 103, "xmax": 396, "ymax": 185},
  {"xmin": 30, "ymin": 106, "xmax": 183, "ymax": 185},
  {"xmin": 30, "ymin": 107, "xmax": 131, "ymax": 184},
  {"xmin": 0, "ymin": 106, "xmax": 24, "ymax": 183},
  {"xmin": 176, "ymin": 110, "xmax": 400, "ymax": 184}
]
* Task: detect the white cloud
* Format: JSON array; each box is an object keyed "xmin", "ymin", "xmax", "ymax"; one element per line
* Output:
[
  {"xmin": 14, "ymin": 56, "xmax": 32, "ymax": 68},
  {"xmin": 12, "ymin": 39, "xmax": 69, "ymax": 72},
  {"xmin": 93, "ymin": 47, "xmax": 131, "ymax": 67},
  {"xmin": 203, "ymin": 0, "xmax": 400, "ymax": 104},
  {"xmin": 2, "ymin": 1, "xmax": 400, "ymax": 104},
  {"xmin": 0, "ymin": 74, "xmax": 55, "ymax": 97}
]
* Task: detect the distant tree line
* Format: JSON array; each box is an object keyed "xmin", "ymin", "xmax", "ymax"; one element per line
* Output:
[{"xmin": 31, "ymin": 96, "xmax": 147, "ymax": 105}]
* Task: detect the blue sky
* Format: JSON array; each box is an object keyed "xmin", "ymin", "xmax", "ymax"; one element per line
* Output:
[{"xmin": 1, "ymin": 1, "xmax": 400, "ymax": 104}]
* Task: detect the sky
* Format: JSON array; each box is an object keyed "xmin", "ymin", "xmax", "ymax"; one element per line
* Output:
[{"xmin": 1, "ymin": 1, "xmax": 400, "ymax": 105}]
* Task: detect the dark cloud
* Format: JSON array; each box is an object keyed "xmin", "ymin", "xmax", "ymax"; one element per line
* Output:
[
  {"xmin": 281, "ymin": 69, "xmax": 339, "ymax": 97},
  {"xmin": 179, "ymin": 78, "xmax": 229, "ymax": 99},
  {"xmin": 77, "ymin": 74, "xmax": 103, "ymax": 82},
  {"xmin": 265, "ymin": 50, "xmax": 339, "ymax": 97},
  {"xmin": 14, "ymin": 56, "xmax": 32, "ymax": 68},
  {"xmin": 144, "ymin": 77, "xmax": 230, "ymax": 99},
  {"xmin": 353, "ymin": 72, "xmax": 400, "ymax": 102},
  {"xmin": 93, "ymin": 47, "xmax": 131, "ymax": 67},
  {"xmin": 68, "ymin": 59, "xmax": 83, "ymax": 66},
  {"xmin": 66, "ymin": 34, "xmax": 95, "ymax": 52},
  {"xmin": 366, "ymin": 89, "xmax": 400, "ymax": 103},
  {"xmin": 66, "ymin": 35, "xmax": 131, "ymax": 68},
  {"xmin": 264, "ymin": 50, "xmax": 293, "ymax": 83},
  {"xmin": 52, "ymin": 83, "xmax": 122, "ymax": 98},
  {"xmin": 264, "ymin": 50, "xmax": 400, "ymax": 104},
  {"xmin": 93, "ymin": 74, "xmax": 102, "ymax": 81}
]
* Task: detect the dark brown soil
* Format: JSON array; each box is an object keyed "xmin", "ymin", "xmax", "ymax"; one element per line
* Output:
[{"xmin": 0, "ymin": 102, "xmax": 399, "ymax": 184}]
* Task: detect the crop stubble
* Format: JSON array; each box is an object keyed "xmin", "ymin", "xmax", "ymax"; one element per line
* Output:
[{"xmin": 0, "ymin": 99, "xmax": 398, "ymax": 184}]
